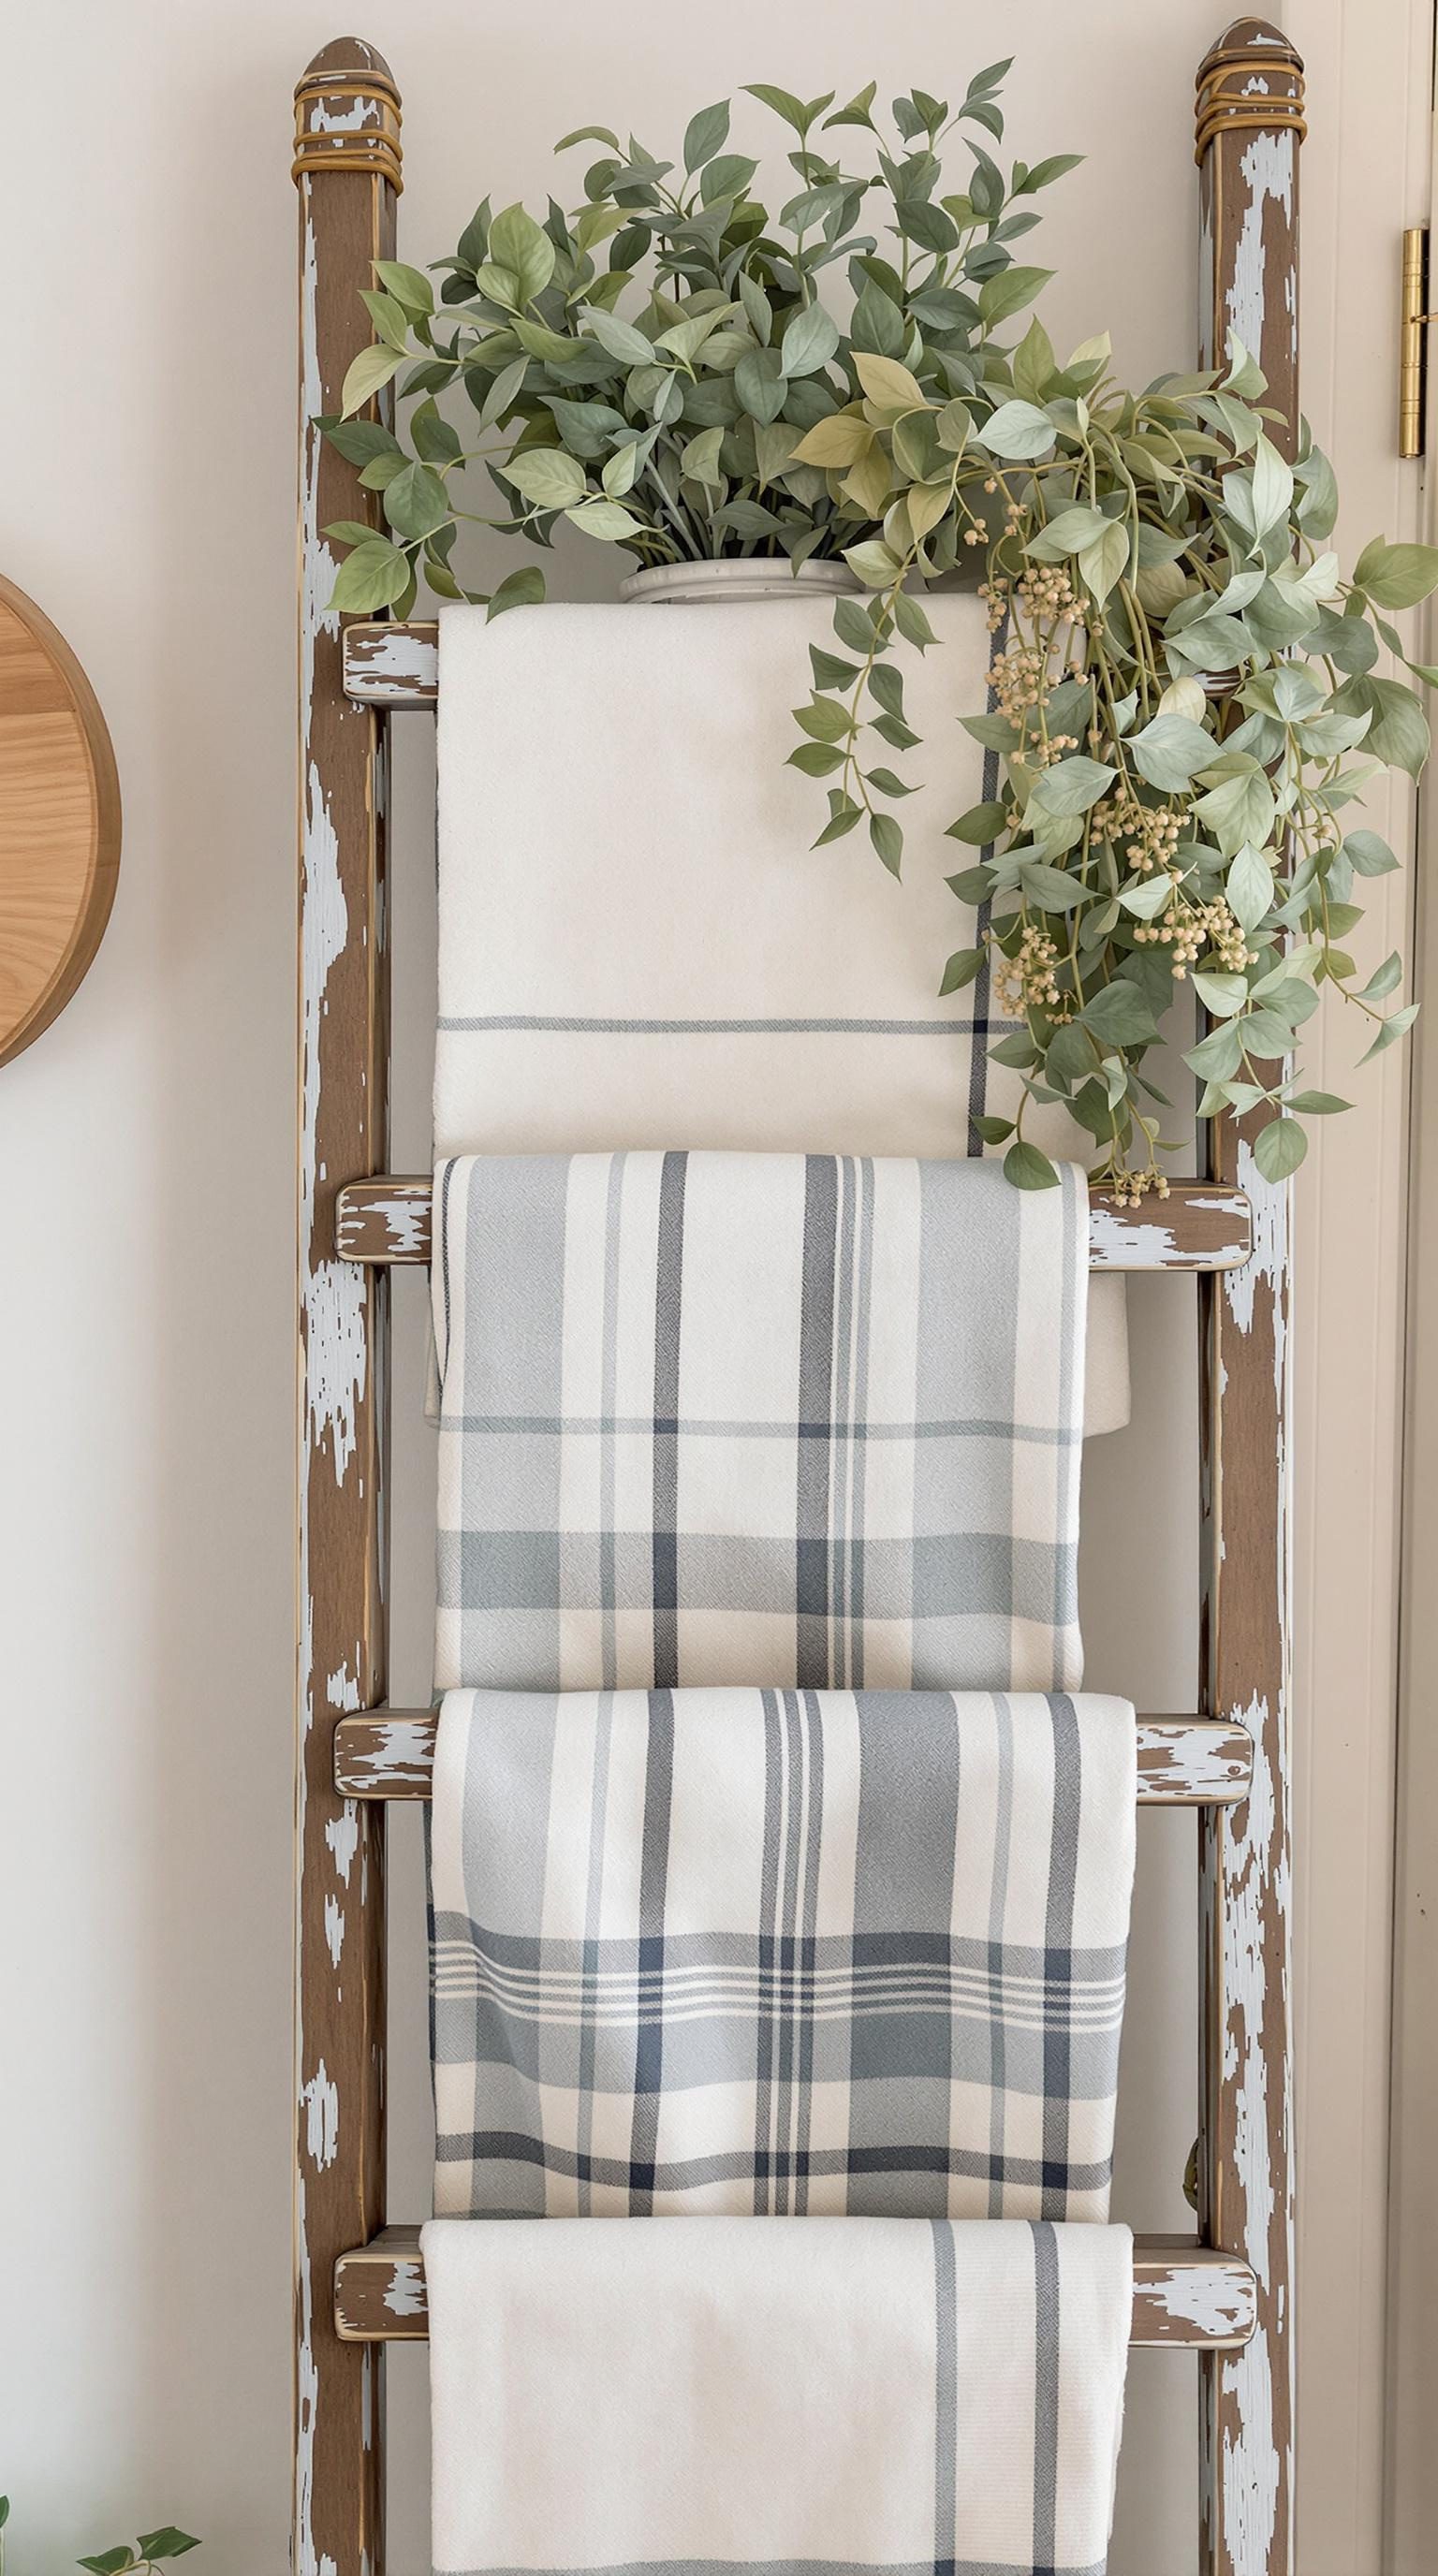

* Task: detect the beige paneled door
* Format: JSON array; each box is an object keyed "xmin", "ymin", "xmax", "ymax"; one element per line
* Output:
[{"xmin": 345, "ymin": 8, "xmax": 1435, "ymax": 2572}]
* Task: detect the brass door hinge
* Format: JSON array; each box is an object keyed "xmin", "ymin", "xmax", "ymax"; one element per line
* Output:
[{"xmin": 1401, "ymin": 227, "xmax": 1433, "ymax": 457}]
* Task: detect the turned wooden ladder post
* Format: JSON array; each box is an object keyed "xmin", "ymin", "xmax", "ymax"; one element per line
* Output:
[
  {"xmin": 1195, "ymin": 22, "xmax": 1304, "ymax": 2576},
  {"xmin": 293, "ymin": 39, "xmax": 402, "ymax": 2576}
]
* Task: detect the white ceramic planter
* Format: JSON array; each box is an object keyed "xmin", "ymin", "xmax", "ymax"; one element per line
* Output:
[{"xmin": 618, "ymin": 558, "xmax": 860, "ymax": 606}]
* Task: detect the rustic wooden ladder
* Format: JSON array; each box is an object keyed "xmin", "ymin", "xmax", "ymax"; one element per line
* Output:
[{"xmin": 292, "ymin": 21, "xmax": 1299, "ymax": 2570}]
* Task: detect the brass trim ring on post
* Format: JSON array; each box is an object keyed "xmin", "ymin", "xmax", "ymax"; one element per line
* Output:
[
  {"xmin": 1195, "ymin": 49, "xmax": 1306, "ymax": 165},
  {"xmin": 293, "ymin": 70, "xmax": 403, "ymax": 191}
]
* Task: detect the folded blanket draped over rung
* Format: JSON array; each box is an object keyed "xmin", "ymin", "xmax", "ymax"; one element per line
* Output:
[
  {"xmin": 422, "ymin": 2212, "xmax": 1133, "ymax": 2576},
  {"xmin": 433, "ymin": 1151, "xmax": 1089, "ymax": 1697},
  {"xmin": 434, "ymin": 597, "xmax": 1128, "ymax": 1436},
  {"xmin": 430, "ymin": 1685, "xmax": 1137, "ymax": 2222}
]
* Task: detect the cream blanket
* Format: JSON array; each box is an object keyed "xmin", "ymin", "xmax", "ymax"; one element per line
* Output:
[{"xmin": 434, "ymin": 599, "xmax": 1128, "ymax": 1433}]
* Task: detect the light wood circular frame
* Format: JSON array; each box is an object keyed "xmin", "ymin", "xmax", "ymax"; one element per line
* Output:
[{"xmin": 0, "ymin": 573, "xmax": 121, "ymax": 1068}]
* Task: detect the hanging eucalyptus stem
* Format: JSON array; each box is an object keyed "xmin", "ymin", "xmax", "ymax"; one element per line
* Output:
[{"xmin": 789, "ymin": 330, "xmax": 1435, "ymax": 1191}]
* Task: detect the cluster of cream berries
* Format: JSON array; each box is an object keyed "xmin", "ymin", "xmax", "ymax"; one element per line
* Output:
[
  {"xmin": 1090, "ymin": 786, "xmax": 1183, "ymax": 876},
  {"xmin": 992, "ymin": 925, "xmax": 1075, "ymax": 1024},
  {"xmin": 1108, "ymin": 1168, "xmax": 1171, "ymax": 1208},
  {"xmin": 1132, "ymin": 895, "xmax": 1255, "ymax": 979}
]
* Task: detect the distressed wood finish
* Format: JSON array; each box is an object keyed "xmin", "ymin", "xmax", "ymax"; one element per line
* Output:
[
  {"xmin": 0, "ymin": 574, "xmax": 121, "ymax": 1069},
  {"xmin": 333, "ymin": 1173, "xmax": 1254, "ymax": 1271},
  {"xmin": 332, "ymin": 1706, "xmax": 1255, "ymax": 1806},
  {"xmin": 332, "ymin": 2227, "xmax": 1257, "ymax": 2351},
  {"xmin": 345, "ymin": 618, "xmax": 439, "ymax": 705},
  {"xmin": 1196, "ymin": 23, "xmax": 1299, "ymax": 2575},
  {"xmin": 294, "ymin": 39, "xmax": 400, "ymax": 2576}
]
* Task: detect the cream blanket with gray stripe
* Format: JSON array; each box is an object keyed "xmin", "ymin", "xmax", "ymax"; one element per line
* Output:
[
  {"xmin": 422, "ymin": 2214, "xmax": 1132, "ymax": 2576},
  {"xmin": 434, "ymin": 599, "xmax": 1127, "ymax": 1435}
]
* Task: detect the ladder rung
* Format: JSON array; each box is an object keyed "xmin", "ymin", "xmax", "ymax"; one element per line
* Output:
[
  {"xmin": 334, "ymin": 1176, "xmax": 1253, "ymax": 1273},
  {"xmin": 334, "ymin": 1708, "xmax": 1253, "ymax": 1807},
  {"xmin": 333, "ymin": 2225, "xmax": 1256, "ymax": 2349},
  {"xmin": 345, "ymin": 618, "xmax": 438, "ymax": 706}
]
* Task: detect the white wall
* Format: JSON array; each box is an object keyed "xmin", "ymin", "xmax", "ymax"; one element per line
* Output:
[{"xmin": 0, "ymin": 5, "xmax": 1415, "ymax": 2570}]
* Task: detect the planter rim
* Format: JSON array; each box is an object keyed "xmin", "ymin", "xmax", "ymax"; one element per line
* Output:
[{"xmin": 618, "ymin": 558, "xmax": 860, "ymax": 605}]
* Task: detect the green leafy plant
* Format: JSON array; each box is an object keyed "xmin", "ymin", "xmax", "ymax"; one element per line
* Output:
[
  {"xmin": 76, "ymin": 2533, "xmax": 198, "ymax": 2575},
  {"xmin": 789, "ymin": 329, "xmax": 1434, "ymax": 1192},
  {"xmin": 0, "ymin": 2502, "xmax": 198, "ymax": 2576},
  {"xmin": 317, "ymin": 67, "xmax": 1079, "ymax": 616}
]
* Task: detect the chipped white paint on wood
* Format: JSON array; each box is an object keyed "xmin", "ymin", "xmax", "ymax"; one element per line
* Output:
[
  {"xmin": 333, "ymin": 1175, "xmax": 1255, "ymax": 1272},
  {"xmin": 1086, "ymin": 1192, "xmax": 1252, "ymax": 1272},
  {"xmin": 332, "ymin": 1708, "xmax": 1254, "ymax": 1806},
  {"xmin": 331, "ymin": 2230, "xmax": 1257, "ymax": 2349},
  {"xmin": 344, "ymin": 620, "xmax": 439, "ymax": 706}
]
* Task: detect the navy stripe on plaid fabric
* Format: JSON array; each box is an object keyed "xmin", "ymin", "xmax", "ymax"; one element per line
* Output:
[
  {"xmin": 430, "ymin": 1687, "xmax": 1136, "ymax": 2222},
  {"xmin": 433, "ymin": 1151, "xmax": 1089, "ymax": 1697}
]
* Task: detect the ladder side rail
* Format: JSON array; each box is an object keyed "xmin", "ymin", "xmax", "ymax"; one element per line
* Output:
[
  {"xmin": 1195, "ymin": 21, "xmax": 1302, "ymax": 2574},
  {"xmin": 294, "ymin": 39, "xmax": 402, "ymax": 2576}
]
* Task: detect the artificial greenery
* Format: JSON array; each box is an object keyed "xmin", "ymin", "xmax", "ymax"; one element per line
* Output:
[
  {"xmin": 0, "ymin": 2498, "xmax": 198, "ymax": 2576},
  {"xmin": 786, "ymin": 330, "xmax": 1434, "ymax": 1193},
  {"xmin": 318, "ymin": 66, "xmax": 1078, "ymax": 616}
]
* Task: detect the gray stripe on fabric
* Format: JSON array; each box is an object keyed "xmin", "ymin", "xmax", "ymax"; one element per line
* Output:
[
  {"xmin": 433, "ymin": 2131, "xmax": 1116, "ymax": 2193},
  {"xmin": 795, "ymin": 1690, "xmax": 825, "ymax": 2212},
  {"xmin": 1053, "ymin": 1168, "xmax": 1084, "ymax": 1644},
  {"xmin": 576, "ymin": 1690, "xmax": 616, "ymax": 2215},
  {"xmin": 437, "ymin": 1013, "xmax": 997, "ymax": 1035},
  {"xmin": 651, "ymin": 1153, "xmax": 687, "ymax": 1689},
  {"xmin": 444, "ymin": 1412, "xmax": 1080, "ymax": 1445},
  {"xmin": 627, "ymin": 1688, "xmax": 675, "ymax": 2210},
  {"xmin": 755, "ymin": 1688, "xmax": 784, "ymax": 2214},
  {"xmin": 1042, "ymin": 1697, "xmax": 1082, "ymax": 2220},
  {"xmin": 989, "ymin": 1696, "xmax": 1016, "ymax": 2219},
  {"xmin": 435, "ymin": 1155, "xmax": 460, "ymax": 1390},
  {"xmin": 832, "ymin": 1160, "xmax": 857, "ymax": 1678},
  {"xmin": 1032, "ymin": 2218, "xmax": 1062, "ymax": 2576},
  {"xmin": 966, "ymin": 605, "xmax": 1008, "ymax": 1156},
  {"xmin": 851, "ymin": 1159, "xmax": 875, "ymax": 1680},
  {"xmin": 599, "ymin": 1155, "xmax": 627, "ymax": 1690},
  {"xmin": 932, "ymin": 2217, "xmax": 959, "ymax": 2573},
  {"xmin": 796, "ymin": 1156, "xmax": 839, "ymax": 1687}
]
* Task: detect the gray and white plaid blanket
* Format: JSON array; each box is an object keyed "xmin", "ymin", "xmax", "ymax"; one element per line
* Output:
[
  {"xmin": 422, "ymin": 2210, "xmax": 1133, "ymax": 2576},
  {"xmin": 430, "ymin": 1685, "xmax": 1136, "ymax": 2221},
  {"xmin": 433, "ymin": 1151, "xmax": 1089, "ymax": 1697}
]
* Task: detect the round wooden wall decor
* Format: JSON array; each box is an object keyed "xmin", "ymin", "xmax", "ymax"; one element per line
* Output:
[{"xmin": 0, "ymin": 573, "xmax": 121, "ymax": 1068}]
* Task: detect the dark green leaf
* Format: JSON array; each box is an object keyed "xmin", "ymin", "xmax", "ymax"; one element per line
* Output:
[
  {"xmin": 1285, "ymin": 1090, "xmax": 1352, "ymax": 1114},
  {"xmin": 383, "ymin": 460, "xmax": 451, "ymax": 541},
  {"xmin": 742, "ymin": 82, "xmax": 811, "ymax": 133},
  {"xmin": 77, "ymin": 2555, "xmax": 136, "ymax": 2575},
  {"xmin": 947, "ymin": 801, "xmax": 1007, "ymax": 846},
  {"xmin": 870, "ymin": 812, "xmax": 903, "ymax": 874},
  {"xmin": 867, "ymin": 767, "xmax": 915, "ymax": 798},
  {"xmin": 329, "ymin": 537, "xmax": 414, "ymax": 614},
  {"xmin": 787, "ymin": 741, "xmax": 847, "ymax": 777},
  {"xmin": 1005, "ymin": 1141, "xmax": 1061, "ymax": 1190},
  {"xmin": 978, "ymin": 265, "xmax": 1051, "ymax": 326},
  {"xmin": 946, "ymin": 865, "xmax": 994, "ymax": 903},
  {"xmin": 486, "ymin": 565, "xmax": 546, "ymax": 620},
  {"xmin": 318, "ymin": 415, "xmax": 403, "ymax": 468},
  {"xmin": 833, "ymin": 595, "xmax": 880, "ymax": 654},
  {"xmin": 1080, "ymin": 981, "xmax": 1159, "ymax": 1046},
  {"xmin": 136, "ymin": 2536, "xmax": 201, "ymax": 2563},
  {"xmin": 810, "ymin": 646, "xmax": 859, "ymax": 690},
  {"xmin": 940, "ymin": 946, "xmax": 986, "ymax": 993},
  {"xmin": 971, "ymin": 1113, "xmax": 1015, "ymax": 1144},
  {"xmin": 682, "ymin": 99, "xmax": 730, "ymax": 173}
]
